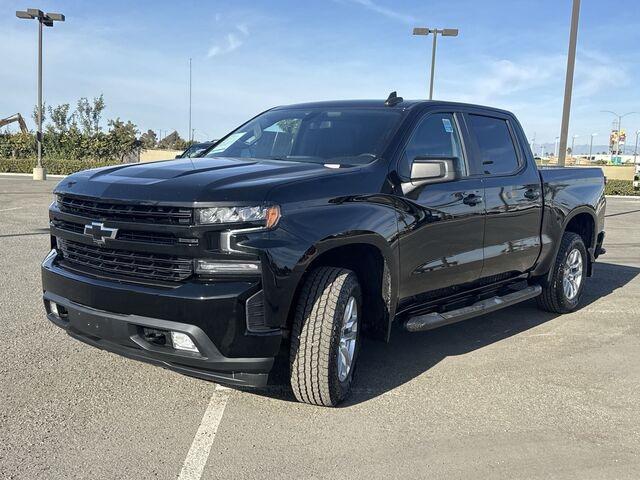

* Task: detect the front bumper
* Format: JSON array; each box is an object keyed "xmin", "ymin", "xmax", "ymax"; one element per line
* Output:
[{"xmin": 42, "ymin": 251, "xmax": 281, "ymax": 387}]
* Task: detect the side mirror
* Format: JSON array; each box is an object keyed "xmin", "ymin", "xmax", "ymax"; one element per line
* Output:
[
  {"xmin": 175, "ymin": 154, "xmax": 181, "ymax": 159},
  {"xmin": 410, "ymin": 156, "xmax": 457, "ymax": 184}
]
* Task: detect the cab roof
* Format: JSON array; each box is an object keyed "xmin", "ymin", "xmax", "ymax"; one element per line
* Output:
[{"xmin": 272, "ymin": 99, "xmax": 514, "ymax": 117}]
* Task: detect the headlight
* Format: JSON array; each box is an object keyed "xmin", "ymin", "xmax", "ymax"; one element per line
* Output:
[
  {"xmin": 52, "ymin": 193, "xmax": 62, "ymax": 207},
  {"xmin": 195, "ymin": 205, "xmax": 280, "ymax": 228}
]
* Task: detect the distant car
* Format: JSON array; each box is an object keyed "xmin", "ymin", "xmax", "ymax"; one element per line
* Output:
[{"xmin": 176, "ymin": 141, "xmax": 215, "ymax": 158}]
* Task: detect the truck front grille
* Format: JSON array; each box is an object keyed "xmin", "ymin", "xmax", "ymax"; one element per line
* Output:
[
  {"xmin": 52, "ymin": 219, "xmax": 178, "ymax": 246},
  {"xmin": 57, "ymin": 239, "xmax": 193, "ymax": 282},
  {"xmin": 58, "ymin": 195, "xmax": 193, "ymax": 225}
]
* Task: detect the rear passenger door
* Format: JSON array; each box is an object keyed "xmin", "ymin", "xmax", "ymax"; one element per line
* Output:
[{"xmin": 464, "ymin": 112, "xmax": 543, "ymax": 279}]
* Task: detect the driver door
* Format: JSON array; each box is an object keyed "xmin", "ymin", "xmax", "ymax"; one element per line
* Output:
[{"xmin": 396, "ymin": 111, "xmax": 485, "ymax": 300}]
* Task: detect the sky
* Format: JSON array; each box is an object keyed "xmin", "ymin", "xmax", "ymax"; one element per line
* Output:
[{"xmin": 2, "ymin": 0, "xmax": 639, "ymax": 148}]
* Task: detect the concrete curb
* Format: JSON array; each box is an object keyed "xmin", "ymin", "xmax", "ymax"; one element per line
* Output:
[
  {"xmin": 605, "ymin": 195, "xmax": 640, "ymax": 199},
  {"xmin": 0, "ymin": 172, "xmax": 66, "ymax": 179}
]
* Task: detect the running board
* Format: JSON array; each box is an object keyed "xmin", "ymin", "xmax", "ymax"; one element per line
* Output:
[{"xmin": 404, "ymin": 285, "xmax": 542, "ymax": 333}]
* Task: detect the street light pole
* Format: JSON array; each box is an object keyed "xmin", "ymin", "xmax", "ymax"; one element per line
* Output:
[
  {"xmin": 37, "ymin": 16, "xmax": 43, "ymax": 170},
  {"xmin": 634, "ymin": 130, "xmax": 640, "ymax": 165},
  {"xmin": 188, "ymin": 57, "xmax": 192, "ymax": 143},
  {"xmin": 558, "ymin": 0, "xmax": 581, "ymax": 167},
  {"xmin": 571, "ymin": 134, "xmax": 578, "ymax": 163},
  {"xmin": 589, "ymin": 133, "xmax": 597, "ymax": 161},
  {"xmin": 16, "ymin": 8, "xmax": 64, "ymax": 181},
  {"xmin": 413, "ymin": 27, "xmax": 459, "ymax": 100}
]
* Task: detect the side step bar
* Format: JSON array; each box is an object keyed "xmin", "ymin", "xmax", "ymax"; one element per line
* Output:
[{"xmin": 404, "ymin": 285, "xmax": 542, "ymax": 333}]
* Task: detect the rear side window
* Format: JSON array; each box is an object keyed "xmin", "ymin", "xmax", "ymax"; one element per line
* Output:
[{"xmin": 468, "ymin": 114, "xmax": 520, "ymax": 175}]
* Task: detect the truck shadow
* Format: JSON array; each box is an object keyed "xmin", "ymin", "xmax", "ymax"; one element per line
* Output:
[{"xmin": 249, "ymin": 262, "xmax": 639, "ymax": 406}]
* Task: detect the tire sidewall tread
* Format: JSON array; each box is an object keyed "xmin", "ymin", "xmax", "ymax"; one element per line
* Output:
[
  {"xmin": 536, "ymin": 232, "xmax": 587, "ymax": 314},
  {"xmin": 289, "ymin": 267, "xmax": 361, "ymax": 407}
]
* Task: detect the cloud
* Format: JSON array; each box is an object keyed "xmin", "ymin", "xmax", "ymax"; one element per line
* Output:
[
  {"xmin": 448, "ymin": 49, "xmax": 628, "ymax": 106},
  {"xmin": 574, "ymin": 49, "xmax": 630, "ymax": 97},
  {"xmin": 207, "ymin": 24, "xmax": 250, "ymax": 58},
  {"xmin": 445, "ymin": 56, "xmax": 562, "ymax": 105},
  {"xmin": 341, "ymin": 0, "xmax": 415, "ymax": 24}
]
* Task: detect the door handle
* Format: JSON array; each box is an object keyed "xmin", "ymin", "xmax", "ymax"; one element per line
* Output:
[
  {"xmin": 524, "ymin": 188, "xmax": 540, "ymax": 200},
  {"xmin": 463, "ymin": 193, "xmax": 483, "ymax": 206}
]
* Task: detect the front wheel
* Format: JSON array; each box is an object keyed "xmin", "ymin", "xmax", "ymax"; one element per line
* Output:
[
  {"xmin": 536, "ymin": 232, "xmax": 587, "ymax": 313},
  {"xmin": 289, "ymin": 267, "xmax": 361, "ymax": 407}
]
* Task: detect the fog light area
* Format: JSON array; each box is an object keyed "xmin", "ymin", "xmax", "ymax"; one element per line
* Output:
[
  {"xmin": 47, "ymin": 300, "xmax": 68, "ymax": 319},
  {"xmin": 171, "ymin": 331, "xmax": 200, "ymax": 353}
]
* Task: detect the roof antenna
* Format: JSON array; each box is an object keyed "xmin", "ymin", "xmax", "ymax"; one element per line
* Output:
[{"xmin": 385, "ymin": 91, "xmax": 403, "ymax": 106}]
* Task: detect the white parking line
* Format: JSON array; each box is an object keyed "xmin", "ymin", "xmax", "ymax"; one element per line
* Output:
[
  {"xmin": 178, "ymin": 384, "xmax": 231, "ymax": 480},
  {"xmin": 0, "ymin": 206, "xmax": 24, "ymax": 212}
]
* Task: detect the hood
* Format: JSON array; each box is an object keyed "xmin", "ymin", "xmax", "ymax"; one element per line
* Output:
[{"xmin": 55, "ymin": 157, "xmax": 349, "ymax": 204}]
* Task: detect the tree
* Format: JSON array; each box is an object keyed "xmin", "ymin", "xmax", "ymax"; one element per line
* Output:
[
  {"xmin": 76, "ymin": 95, "xmax": 105, "ymax": 135},
  {"xmin": 107, "ymin": 118, "xmax": 139, "ymax": 162},
  {"xmin": 139, "ymin": 129, "xmax": 158, "ymax": 149},
  {"xmin": 31, "ymin": 102, "xmax": 47, "ymax": 126},
  {"xmin": 47, "ymin": 103, "xmax": 75, "ymax": 134},
  {"xmin": 158, "ymin": 130, "xmax": 186, "ymax": 150}
]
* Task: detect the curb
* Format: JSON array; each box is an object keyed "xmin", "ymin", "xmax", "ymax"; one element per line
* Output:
[
  {"xmin": 0, "ymin": 172, "xmax": 66, "ymax": 179},
  {"xmin": 605, "ymin": 195, "xmax": 640, "ymax": 199}
]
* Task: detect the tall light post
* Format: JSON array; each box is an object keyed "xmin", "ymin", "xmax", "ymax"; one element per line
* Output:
[
  {"xmin": 601, "ymin": 111, "xmax": 638, "ymax": 156},
  {"xmin": 554, "ymin": 136, "xmax": 560, "ymax": 158},
  {"xmin": 634, "ymin": 130, "xmax": 640, "ymax": 165},
  {"xmin": 571, "ymin": 134, "xmax": 579, "ymax": 163},
  {"xmin": 557, "ymin": 0, "xmax": 581, "ymax": 167},
  {"xmin": 412, "ymin": 27, "xmax": 458, "ymax": 100},
  {"xmin": 188, "ymin": 57, "xmax": 192, "ymax": 143},
  {"xmin": 589, "ymin": 133, "xmax": 597, "ymax": 161},
  {"xmin": 16, "ymin": 8, "xmax": 65, "ymax": 181}
]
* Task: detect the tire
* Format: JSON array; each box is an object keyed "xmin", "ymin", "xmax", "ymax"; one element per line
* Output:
[
  {"xmin": 289, "ymin": 267, "xmax": 362, "ymax": 407},
  {"xmin": 536, "ymin": 232, "xmax": 587, "ymax": 313}
]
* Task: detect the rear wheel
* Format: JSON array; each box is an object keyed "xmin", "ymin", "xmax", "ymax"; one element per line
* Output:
[
  {"xmin": 536, "ymin": 232, "xmax": 587, "ymax": 313},
  {"xmin": 289, "ymin": 267, "xmax": 361, "ymax": 407}
]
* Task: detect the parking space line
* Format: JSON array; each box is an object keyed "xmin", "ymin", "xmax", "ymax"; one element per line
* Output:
[{"xmin": 178, "ymin": 385, "xmax": 231, "ymax": 480}]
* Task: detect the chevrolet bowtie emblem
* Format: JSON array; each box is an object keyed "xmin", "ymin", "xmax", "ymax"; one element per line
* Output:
[{"xmin": 84, "ymin": 222, "xmax": 118, "ymax": 246}]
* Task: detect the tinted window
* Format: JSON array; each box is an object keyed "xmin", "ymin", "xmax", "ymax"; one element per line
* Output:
[
  {"xmin": 205, "ymin": 108, "xmax": 402, "ymax": 165},
  {"xmin": 401, "ymin": 113, "xmax": 466, "ymax": 178},
  {"xmin": 468, "ymin": 114, "xmax": 520, "ymax": 175}
]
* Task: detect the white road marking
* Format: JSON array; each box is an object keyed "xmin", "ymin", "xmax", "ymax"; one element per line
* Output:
[
  {"xmin": 178, "ymin": 384, "xmax": 231, "ymax": 480},
  {"xmin": 0, "ymin": 206, "xmax": 24, "ymax": 212}
]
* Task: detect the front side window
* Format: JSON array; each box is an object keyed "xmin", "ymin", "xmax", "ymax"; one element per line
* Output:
[
  {"xmin": 467, "ymin": 114, "xmax": 520, "ymax": 175},
  {"xmin": 400, "ymin": 113, "xmax": 466, "ymax": 178},
  {"xmin": 205, "ymin": 108, "xmax": 402, "ymax": 166}
]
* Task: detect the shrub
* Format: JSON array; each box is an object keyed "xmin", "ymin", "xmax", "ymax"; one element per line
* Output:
[
  {"xmin": 0, "ymin": 158, "xmax": 122, "ymax": 176},
  {"xmin": 605, "ymin": 179, "xmax": 640, "ymax": 196},
  {"xmin": 0, "ymin": 95, "xmax": 140, "ymax": 167}
]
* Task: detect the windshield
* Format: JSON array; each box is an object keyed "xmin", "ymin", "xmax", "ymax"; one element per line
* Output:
[
  {"xmin": 204, "ymin": 108, "xmax": 402, "ymax": 165},
  {"xmin": 182, "ymin": 144, "xmax": 210, "ymax": 158}
]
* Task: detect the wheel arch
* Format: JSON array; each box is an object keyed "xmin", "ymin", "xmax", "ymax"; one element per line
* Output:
[
  {"xmin": 544, "ymin": 206, "xmax": 598, "ymax": 282},
  {"xmin": 288, "ymin": 235, "xmax": 398, "ymax": 342}
]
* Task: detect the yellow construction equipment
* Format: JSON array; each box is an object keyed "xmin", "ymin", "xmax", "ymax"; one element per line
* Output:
[{"xmin": 0, "ymin": 114, "xmax": 29, "ymax": 134}]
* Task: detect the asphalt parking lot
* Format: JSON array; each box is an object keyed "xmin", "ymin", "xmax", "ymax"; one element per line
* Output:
[{"xmin": 1, "ymin": 175, "xmax": 639, "ymax": 479}]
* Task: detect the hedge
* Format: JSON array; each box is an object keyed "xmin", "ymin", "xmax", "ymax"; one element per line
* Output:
[
  {"xmin": 0, "ymin": 158, "xmax": 122, "ymax": 176},
  {"xmin": 604, "ymin": 179, "xmax": 639, "ymax": 196}
]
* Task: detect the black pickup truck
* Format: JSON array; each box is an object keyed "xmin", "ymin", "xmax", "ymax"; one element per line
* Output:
[{"xmin": 42, "ymin": 95, "xmax": 606, "ymax": 406}]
